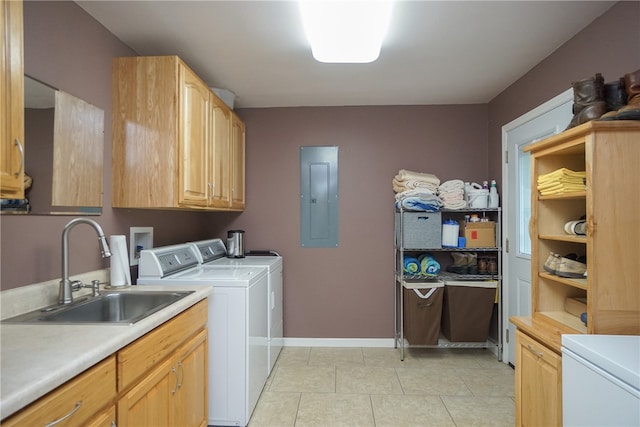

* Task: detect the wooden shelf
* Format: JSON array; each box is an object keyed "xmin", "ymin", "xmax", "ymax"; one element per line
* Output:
[
  {"xmin": 539, "ymin": 234, "xmax": 586, "ymax": 244},
  {"xmin": 538, "ymin": 311, "xmax": 587, "ymax": 334},
  {"xmin": 538, "ymin": 272, "xmax": 587, "ymax": 291},
  {"xmin": 538, "ymin": 192, "xmax": 586, "ymax": 201}
]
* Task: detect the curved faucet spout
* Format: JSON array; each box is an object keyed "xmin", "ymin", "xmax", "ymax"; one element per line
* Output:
[{"xmin": 60, "ymin": 218, "xmax": 111, "ymax": 304}]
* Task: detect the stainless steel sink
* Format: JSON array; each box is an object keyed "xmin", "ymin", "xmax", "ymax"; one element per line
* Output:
[{"xmin": 2, "ymin": 291, "xmax": 194, "ymax": 324}]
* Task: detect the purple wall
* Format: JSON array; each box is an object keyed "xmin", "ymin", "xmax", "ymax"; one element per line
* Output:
[
  {"xmin": 487, "ymin": 1, "xmax": 640, "ymax": 181},
  {"xmin": 1, "ymin": 1, "xmax": 211, "ymax": 290},
  {"xmin": 214, "ymin": 105, "xmax": 488, "ymax": 338},
  {"xmin": 1, "ymin": 1, "xmax": 637, "ymax": 340}
]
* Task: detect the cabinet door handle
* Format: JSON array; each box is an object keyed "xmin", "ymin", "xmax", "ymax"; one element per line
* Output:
[
  {"xmin": 45, "ymin": 401, "xmax": 82, "ymax": 427},
  {"xmin": 526, "ymin": 344, "xmax": 544, "ymax": 358},
  {"xmin": 171, "ymin": 366, "xmax": 178, "ymax": 395},
  {"xmin": 14, "ymin": 138, "xmax": 24, "ymax": 178},
  {"xmin": 177, "ymin": 361, "xmax": 184, "ymax": 390}
]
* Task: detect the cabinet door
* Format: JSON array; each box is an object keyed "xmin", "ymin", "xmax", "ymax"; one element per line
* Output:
[
  {"xmin": 118, "ymin": 356, "xmax": 176, "ymax": 427},
  {"xmin": 515, "ymin": 330, "xmax": 562, "ymax": 427},
  {"xmin": 230, "ymin": 113, "xmax": 245, "ymax": 209},
  {"xmin": 0, "ymin": 0, "xmax": 25, "ymax": 199},
  {"xmin": 210, "ymin": 96, "xmax": 231, "ymax": 207},
  {"xmin": 86, "ymin": 405, "xmax": 116, "ymax": 427},
  {"xmin": 3, "ymin": 356, "xmax": 116, "ymax": 427},
  {"xmin": 174, "ymin": 329, "xmax": 208, "ymax": 427},
  {"xmin": 179, "ymin": 63, "xmax": 210, "ymax": 207}
]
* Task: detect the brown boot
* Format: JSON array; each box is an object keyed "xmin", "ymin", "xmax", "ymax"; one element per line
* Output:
[
  {"xmin": 565, "ymin": 73, "xmax": 607, "ymax": 130},
  {"xmin": 600, "ymin": 77, "xmax": 627, "ymax": 120},
  {"xmin": 616, "ymin": 69, "xmax": 640, "ymax": 120}
]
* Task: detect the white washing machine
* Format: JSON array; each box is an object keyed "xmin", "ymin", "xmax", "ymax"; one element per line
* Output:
[
  {"xmin": 189, "ymin": 239, "xmax": 283, "ymax": 374},
  {"xmin": 137, "ymin": 244, "xmax": 269, "ymax": 427}
]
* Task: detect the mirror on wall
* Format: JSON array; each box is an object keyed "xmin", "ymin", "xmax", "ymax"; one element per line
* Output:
[{"xmin": 2, "ymin": 76, "xmax": 105, "ymax": 215}]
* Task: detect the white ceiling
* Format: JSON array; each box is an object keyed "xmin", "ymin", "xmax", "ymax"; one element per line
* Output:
[{"xmin": 76, "ymin": 1, "xmax": 615, "ymax": 108}]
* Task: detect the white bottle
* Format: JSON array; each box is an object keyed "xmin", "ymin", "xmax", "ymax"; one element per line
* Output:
[{"xmin": 489, "ymin": 180, "xmax": 499, "ymax": 208}]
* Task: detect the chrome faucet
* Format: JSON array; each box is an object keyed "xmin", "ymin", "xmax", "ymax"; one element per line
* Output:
[{"xmin": 59, "ymin": 218, "xmax": 111, "ymax": 304}]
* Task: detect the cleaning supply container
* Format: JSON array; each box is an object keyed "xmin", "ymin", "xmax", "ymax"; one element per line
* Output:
[
  {"xmin": 467, "ymin": 189, "xmax": 489, "ymax": 209},
  {"xmin": 403, "ymin": 281, "xmax": 444, "ymax": 345},
  {"xmin": 442, "ymin": 219, "xmax": 460, "ymax": 247}
]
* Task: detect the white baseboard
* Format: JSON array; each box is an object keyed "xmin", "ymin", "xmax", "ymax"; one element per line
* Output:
[{"xmin": 282, "ymin": 337, "xmax": 396, "ymax": 348}]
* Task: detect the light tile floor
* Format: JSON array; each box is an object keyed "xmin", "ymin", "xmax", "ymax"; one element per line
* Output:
[{"xmin": 249, "ymin": 347, "xmax": 515, "ymax": 427}]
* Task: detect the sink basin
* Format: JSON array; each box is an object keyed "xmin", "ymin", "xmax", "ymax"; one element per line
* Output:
[{"xmin": 2, "ymin": 291, "xmax": 194, "ymax": 324}]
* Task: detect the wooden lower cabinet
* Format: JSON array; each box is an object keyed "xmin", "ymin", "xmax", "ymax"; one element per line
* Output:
[
  {"xmin": 2, "ymin": 356, "xmax": 116, "ymax": 427},
  {"xmin": 515, "ymin": 330, "xmax": 562, "ymax": 427},
  {"xmin": 2, "ymin": 301, "xmax": 208, "ymax": 427},
  {"xmin": 87, "ymin": 406, "xmax": 117, "ymax": 427},
  {"xmin": 117, "ymin": 329, "xmax": 207, "ymax": 427}
]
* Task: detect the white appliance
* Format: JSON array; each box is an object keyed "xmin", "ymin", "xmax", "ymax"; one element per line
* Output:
[
  {"xmin": 137, "ymin": 244, "xmax": 269, "ymax": 427},
  {"xmin": 562, "ymin": 334, "xmax": 640, "ymax": 427},
  {"xmin": 189, "ymin": 239, "xmax": 283, "ymax": 374}
]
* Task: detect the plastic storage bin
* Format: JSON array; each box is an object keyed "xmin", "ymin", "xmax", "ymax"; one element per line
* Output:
[
  {"xmin": 402, "ymin": 281, "xmax": 444, "ymax": 345},
  {"xmin": 441, "ymin": 280, "xmax": 497, "ymax": 342},
  {"xmin": 395, "ymin": 211, "xmax": 442, "ymax": 249}
]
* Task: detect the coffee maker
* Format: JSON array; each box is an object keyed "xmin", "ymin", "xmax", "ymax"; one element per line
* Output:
[{"xmin": 226, "ymin": 230, "xmax": 245, "ymax": 258}]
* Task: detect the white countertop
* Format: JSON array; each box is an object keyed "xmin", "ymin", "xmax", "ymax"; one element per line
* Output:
[{"xmin": 0, "ymin": 283, "xmax": 213, "ymax": 420}]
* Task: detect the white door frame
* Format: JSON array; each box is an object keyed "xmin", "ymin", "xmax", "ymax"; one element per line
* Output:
[{"xmin": 500, "ymin": 88, "xmax": 573, "ymax": 364}]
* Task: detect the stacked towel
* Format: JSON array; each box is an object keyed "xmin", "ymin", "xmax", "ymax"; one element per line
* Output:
[
  {"xmin": 438, "ymin": 179, "xmax": 467, "ymax": 209},
  {"xmin": 395, "ymin": 189, "xmax": 443, "ymax": 212},
  {"xmin": 418, "ymin": 253, "xmax": 441, "ymax": 277},
  {"xmin": 393, "ymin": 169, "xmax": 440, "ymax": 193},
  {"xmin": 403, "ymin": 256, "xmax": 421, "ymax": 274},
  {"xmin": 537, "ymin": 168, "xmax": 586, "ymax": 196}
]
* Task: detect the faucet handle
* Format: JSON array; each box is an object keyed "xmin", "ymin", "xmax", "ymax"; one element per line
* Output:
[
  {"xmin": 70, "ymin": 280, "xmax": 84, "ymax": 292},
  {"xmin": 90, "ymin": 280, "xmax": 102, "ymax": 297}
]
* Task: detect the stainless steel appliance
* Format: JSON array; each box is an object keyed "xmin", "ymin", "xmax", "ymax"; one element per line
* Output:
[{"xmin": 227, "ymin": 230, "xmax": 245, "ymax": 258}]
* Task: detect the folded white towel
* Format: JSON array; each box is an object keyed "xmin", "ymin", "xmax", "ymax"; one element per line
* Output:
[
  {"xmin": 442, "ymin": 199, "xmax": 467, "ymax": 210},
  {"xmin": 438, "ymin": 179, "xmax": 465, "ymax": 193}
]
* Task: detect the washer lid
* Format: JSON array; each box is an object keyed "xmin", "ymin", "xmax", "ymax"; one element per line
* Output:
[
  {"xmin": 562, "ymin": 334, "xmax": 640, "ymax": 390},
  {"xmin": 171, "ymin": 266, "xmax": 267, "ymax": 281}
]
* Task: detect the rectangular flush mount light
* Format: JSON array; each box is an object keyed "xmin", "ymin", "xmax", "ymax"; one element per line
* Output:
[{"xmin": 299, "ymin": 0, "xmax": 392, "ymax": 63}]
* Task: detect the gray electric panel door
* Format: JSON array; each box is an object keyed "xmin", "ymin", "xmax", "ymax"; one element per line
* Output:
[{"xmin": 300, "ymin": 146, "xmax": 339, "ymax": 247}]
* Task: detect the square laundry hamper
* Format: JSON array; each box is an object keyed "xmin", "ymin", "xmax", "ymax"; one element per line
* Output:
[
  {"xmin": 402, "ymin": 281, "xmax": 444, "ymax": 345},
  {"xmin": 440, "ymin": 280, "xmax": 497, "ymax": 342}
]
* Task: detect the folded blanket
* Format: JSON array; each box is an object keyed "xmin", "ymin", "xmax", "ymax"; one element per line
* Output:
[
  {"xmin": 403, "ymin": 256, "xmax": 420, "ymax": 274},
  {"xmin": 418, "ymin": 253, "xmax": 441, "ymax": 277},
  {"xmin": 395, "ymin": 189, "xmax": 442, "ymax": 211},
  {"xmin": 395, "ymin": 169, "xmax": 440, "ymax": 185},
  {"xmin": 395, "ymin": 189, "xmax": 438, "ymax": 200},
  {"xmin": 393, "ymin": 179, "xmax": 439, "ymax": 193},
  {"xmin": 396, "ymin": 197, "xmax": 441, "ymax": 212}
]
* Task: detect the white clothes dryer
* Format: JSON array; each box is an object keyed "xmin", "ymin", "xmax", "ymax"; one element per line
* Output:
[
  {"xmin": 137, "ymin": 244, "xmax": 268, "ymax": 427},
  {"xmin": 189, "ymin": 239, "xmax": 283, "ymax": 374}
]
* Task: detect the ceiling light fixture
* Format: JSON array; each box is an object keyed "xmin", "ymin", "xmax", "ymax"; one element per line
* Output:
[{"xmin": 299, "ymin": 0, "xmax": 393, "ymax": 64}]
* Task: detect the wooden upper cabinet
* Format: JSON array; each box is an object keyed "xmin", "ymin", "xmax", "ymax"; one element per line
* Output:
[
  {"xmin": 1, "ymin": 0, "xmax": 25, "ymax": 200},
  {"xmin": 230, "ymin": 112, "xmax": 245, "ymax": 210},
  {"xmin": 210, "ymin": 95, "xmax": 231, "ymax": 207},
  {"xmin": 112, "ymin": 55, "xmax": 245, "ymax": 211},
  {"xmin": 179, "ymin": 64, "xmax": 211, "ymax": 207}
]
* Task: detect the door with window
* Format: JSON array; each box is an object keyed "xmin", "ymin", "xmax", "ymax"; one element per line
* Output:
[{"xmin": 502, "ymin": 89, "xmax": 572, "ymax": 364}]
